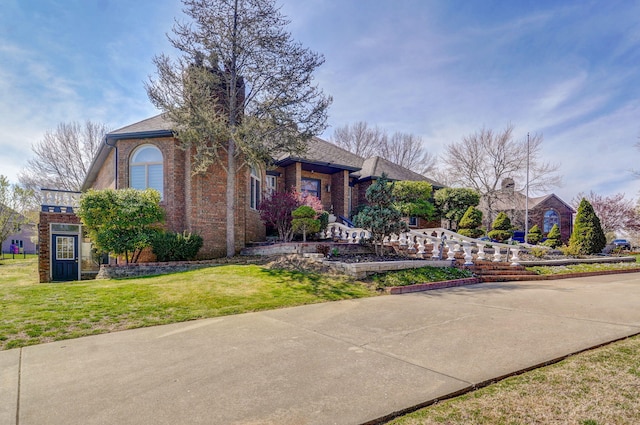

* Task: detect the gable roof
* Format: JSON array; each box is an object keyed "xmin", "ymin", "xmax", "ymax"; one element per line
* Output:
[
  {"xmin": 109, "ymin": 113, "xmax": 174, "ymax": 135},
  {"xmin": 529, "ymin": 194, "xmax": 576, "ymax": 213},
  {"xmin": 353, "ymin": 156, "xmax": 443, "ymax": 187},
  {"xmin": 491, "ymin": 190, "xmax": 575, "ymax": 214},
  {"xmin": 83, "ymin": 113, "xmax": 443, "ymax": 189},
  {"xmin": 82, "ymin": 114, "xmax": 176, "ymax": 190},
  {"xmin": 274, "ymin": 137, "xmax": 364, "ymax": 173}
]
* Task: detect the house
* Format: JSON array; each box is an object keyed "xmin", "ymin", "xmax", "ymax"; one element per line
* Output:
[
  {"xmin": 487, "ymin": 179, "xmax": 575, "ymax": 243},
  {"xmin": 2, "ymin": 222, "xmax": 37, "ymax": 255},
  {"xmin": 80, "ymin": 113, "xmax": 443, "ymax": 259}
]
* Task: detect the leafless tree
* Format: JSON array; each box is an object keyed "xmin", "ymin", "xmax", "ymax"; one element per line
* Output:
[
  {"xmin": 381, "ymin": 132, "xmax": 438, "ymax": 175},
  {"xmin": 331, "ymin": 121, "xmax": 385, "ymax": 159},
  {"xmin": 442, "ymin": 124, "xmax": 561, "ymax": 226},
  {"xmin": 572, "ymin": 191, "xmax": 640, "ymax": 238},
  {"xmin": 146, "ymin": 0, "xmax": 331, "ymax": 257},
  {"xmin": 0, "ymin": 175, "xmax": 33, "ymax": 248},
  {"xmin": 331, "ymin": 122, "xmax": 438, "ymax": 175},
  {"xmin": 19, "ymin": 121, "xmax": 108, "ymax": 192}
]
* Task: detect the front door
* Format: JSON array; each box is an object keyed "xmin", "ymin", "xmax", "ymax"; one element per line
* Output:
[{"xmin": 52, "ymin": 234, "xmax": 78, "ymax": 281}]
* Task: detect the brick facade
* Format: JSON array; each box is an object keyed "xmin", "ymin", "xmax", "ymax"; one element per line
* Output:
[
  {"xmin": 528, "ymin": 196, "xmax": 574, "ymax": 243},
  {"xmin": 38, "ymin": 211, "xmax": 81, "ymax": 283},
  {"xmin": 89, "ymin": 136, "xmax": 265, "ymax": 259}
]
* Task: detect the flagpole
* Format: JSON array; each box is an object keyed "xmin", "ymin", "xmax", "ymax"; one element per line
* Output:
[{"xmin": 525, "ymin": 132, "xmax": 530, "ymax": 242}]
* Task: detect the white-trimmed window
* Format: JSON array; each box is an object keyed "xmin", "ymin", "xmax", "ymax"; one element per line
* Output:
[
  {"xmin": 250, "ymin": 166, "xmax": 261, "ymax": 209},
  {"xmin": 266, "ymin": 175, "xmax": 277, "ymax": 197},
  {"xmin": 130, "ymin": 144, "xmax": 163, "ymax": 198}
]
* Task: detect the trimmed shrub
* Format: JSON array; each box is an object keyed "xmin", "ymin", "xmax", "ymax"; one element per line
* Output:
[
  {"xmin": 527, "ymin": 224, "xmax": 543, "ymax": 245},
  {"xmin": 542, "ymin": 224, "xmax": 562, "ymax": 248},
  {"xmin": 151, "ymin": 231, "xmax": 204, "ymax": 262},
  {"xmin": 457, "ymin": 206, "xmax": 484, "ymax": 239},
  {"xmin": 488, "ymin": 212, "xmax": 513, "ymax": 243},
  {"xmin": 318, "ymin": 211, "xmax": 329, "ymax": 234},
  {"xmin": 568, "ymin": 198, "xmax": 607, "ymax": 254},
  {"xmin": 353, "ymin": 173, "xmax": 407, "ymax": 256},
  {"xmin": 291, "ymin": 205, "xmax": 320, "ymax": 242}
]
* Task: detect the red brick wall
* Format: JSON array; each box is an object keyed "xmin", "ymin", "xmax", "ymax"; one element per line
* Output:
[
  {"xmin": 93, "ymin": 149, "xmax": 116, "ymax": 190},
  {"xmin": 529, "ymin": 197, "xmax": 574, "ymax": 243},
  {"xmin": 354, "ymin": 180, "xmax": 374, "ymax": 210},
  {"xmin": 87, "ymin": 137, "xmax": 268, "ymax": 259},
  {"xmin": 330, "ymin": 170, "xmax": 348, "ymax": 218},
  {"xmin": 38, "ymin": 212, "xmax": 82, "ymax": 283}
]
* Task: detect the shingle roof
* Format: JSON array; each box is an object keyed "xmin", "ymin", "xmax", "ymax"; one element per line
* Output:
[
  {"xmin": 84, "ymin": 113, "xmax": 444, "ymax": 189},
  {"xmin": 490, "ymin": 190, "xmax": 575, "ymax": 213},
  {"xmin": 109, "ymin": 113, "xmax": 174, "ymax": 135},
  {"xmin": 354, "ymin": 156, "xmax": 443, "ymax": 187}
]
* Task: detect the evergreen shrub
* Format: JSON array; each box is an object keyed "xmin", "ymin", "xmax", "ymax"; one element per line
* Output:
[
  {"xmin": 527, "ymin": 224, "xmax": 543, "ymax": 245},
  {"xmin": 457, "ymin": 206, "xmax": 484, "ymax": 239},
  {"xmin": 151, "ymin": 231, "xmax": 204, "ymax": 262},
  {"xmin": 488, "ymin": 212, "xmax": 513, "ymax": 242}
]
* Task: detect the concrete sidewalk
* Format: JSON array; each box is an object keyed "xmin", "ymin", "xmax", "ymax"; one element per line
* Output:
[{"xmin": 3, "ymin": 273, "xmax": 640, "ymax": 425}]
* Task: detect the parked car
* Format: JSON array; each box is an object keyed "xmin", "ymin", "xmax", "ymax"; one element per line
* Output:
[
  {"xmin": 511, "ymin": 231, "xmax": 525, "ymax": 243},
  {"xmin": 612, "ymin": 239, "xmax": 632, "ymax": 250}
]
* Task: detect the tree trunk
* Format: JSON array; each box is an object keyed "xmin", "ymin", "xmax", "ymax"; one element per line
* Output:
[{"xmin": 226, "ymin": 138, "xmax": 236, "ymax": 258}]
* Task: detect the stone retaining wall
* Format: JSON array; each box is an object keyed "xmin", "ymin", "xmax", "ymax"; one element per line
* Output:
[
  {"xmin": 241, "ymin": 242, "xmax": 373, "ymax": 256},
  {"xmin": 97, "ymin": 260, "xmax": 220, "ymax": 279},
  {"xmin": 325, "ymin": 259, "xmax": 454, "ymax": 279}
]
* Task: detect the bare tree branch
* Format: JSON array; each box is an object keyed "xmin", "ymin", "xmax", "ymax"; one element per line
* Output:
[
  {"xmin": 18, "ymin": 121, "xmax": 108, "ymax": 192},
  {"xmin": 442, "ymin": 124, "xmax": 562, "ymax": 225}
]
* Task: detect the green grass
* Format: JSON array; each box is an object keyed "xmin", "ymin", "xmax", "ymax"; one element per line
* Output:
[
  {"xmin": 368, "ymin": 266, "xmax": 473, "ymax": 289},
  {"xmin": 387, "ymin": 335, "xmax": 640, "ymax": 424},
  {"xmin": 527, "ymin": 261, "xmax": 640, "ymax": 275},
  {"xmin": 0, "ymin": 258, "xmax": 376, "ymax": 350}
]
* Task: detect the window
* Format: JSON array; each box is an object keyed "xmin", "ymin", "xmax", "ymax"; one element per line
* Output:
[
  {"xmin": 55, "ymin": 236, "xmax": 75, "ymax": 260},
  {"xmin": 301, "ymin": 178, "xmax": 321, "ymax": 199},
  {"xmin": 130, "ymin": 144, "xmax": 163, "ymax": 198},
  {"xmin": 266, "ymin": 175, "xmax": 276, "ymax": 197},
  {"xmin": 51, "ymin": 224, "xmax": 80, "ymax": 233},
  {"xmin": 408, "ymin": 217, "xmax": 418, "ymax": 227},
  {"xmin": 250, "ymin": 167, "xmax": 261, "ymax": 209},
  {"xmin": 543, "ymin": 210, "xmax": 559, "ymax": 233}
]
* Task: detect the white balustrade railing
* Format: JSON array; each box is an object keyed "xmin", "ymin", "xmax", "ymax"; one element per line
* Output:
[
  {"xmin": 321, "ymin": 222, "xmax": 531, "ymax": 266},
  {"xmin": 40, "ymin": 188, "xmax": 81, "ymax": 213}
]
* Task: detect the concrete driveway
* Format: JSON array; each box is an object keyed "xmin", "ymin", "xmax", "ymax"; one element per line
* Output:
[{"xmin": 2, "ymin": 273, "xmax": 640, "ymax": 425}]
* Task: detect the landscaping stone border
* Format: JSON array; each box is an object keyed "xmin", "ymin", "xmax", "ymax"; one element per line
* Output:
[
  {"xmin": 386, "ymin": 278, "xmax": 481, "ymax": 294},
  {"xmin": 96, "ymin": 260, "xmax": 221, "ymax": 279},
  {"xmin": 324, "ymin": 259, "xmax": 454, "ymax": 279}
]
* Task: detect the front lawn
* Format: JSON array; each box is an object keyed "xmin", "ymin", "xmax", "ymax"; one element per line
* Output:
[
  {"xmin": 526, "ymin": 261, "xmax": 640, "ymax": 275},
  {"xmin": 0, "ymin": 258, "xmax": 376, "ymax": 350},
  {"xmin": 387, "ymin": 335, "xmax": 640, "ymax": 424},
  {"xmin": 367, "ymin": 266, "xmax": 473, "ymax": 290}
]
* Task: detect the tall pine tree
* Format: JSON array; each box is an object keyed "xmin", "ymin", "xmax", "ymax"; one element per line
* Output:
[{"xmin": 569, "ymin": 198, "xmax": 606, "ymax": 254}]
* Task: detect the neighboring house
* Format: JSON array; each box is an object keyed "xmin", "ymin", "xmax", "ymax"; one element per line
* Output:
[
  {"xmin": 81, "ymin": 113, "xmax": 443, "ymax": 258},
  {"xmin": 2, "ymin": 222, "xmax": 37, "ymax": 255},
  {"xmin": 486, "ymin": 179, "xmax": 575, "ymax": 243}
]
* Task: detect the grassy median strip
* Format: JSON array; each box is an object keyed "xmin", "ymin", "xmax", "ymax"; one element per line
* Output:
[
  {"xmin": 0, "ymin": 258, "xmax": 376, "ymax": 350},
  {"xmin": 526, "ymin": 261, "xmax": 640, "ymax": 275},
  {"xmin": 388, "ymin": 335, "xmax": 640, "ymax": 425}
]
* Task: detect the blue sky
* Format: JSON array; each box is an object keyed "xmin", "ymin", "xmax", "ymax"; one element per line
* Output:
[{"xmin": 1, "ymin": 0, "xmax": 639, "ymax": 203}]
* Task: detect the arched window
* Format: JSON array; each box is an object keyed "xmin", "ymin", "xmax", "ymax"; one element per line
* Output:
[
  {"xmin": 543, "ymin": 210, "xmax": 559, "ymax": 233},
  {"xmin": 130, "ymin": 144, "xmax": 163, "ymax": 198}
]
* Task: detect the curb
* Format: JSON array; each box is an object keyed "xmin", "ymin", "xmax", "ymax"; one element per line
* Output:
[{"xmin": 386, "ymin": 277, "xmax": 481, "ymax": 294}]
